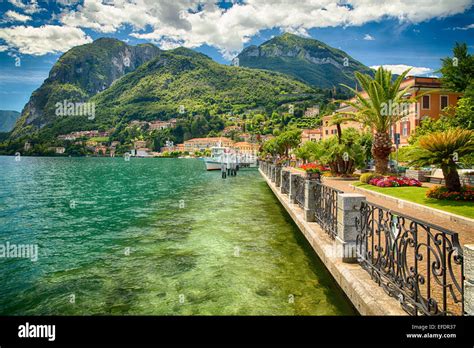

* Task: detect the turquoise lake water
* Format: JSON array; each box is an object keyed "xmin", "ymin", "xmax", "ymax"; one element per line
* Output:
[{"xmin": 0, "ymin": 156, "xmax": 355, "ymax": 315}]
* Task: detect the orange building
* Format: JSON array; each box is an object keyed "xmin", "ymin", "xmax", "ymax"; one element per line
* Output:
[
  {"xmin": 321, "ymin": 111, "xmax": 364, "ymax": 140},
  {"xmin": 322, "ymin": 76, "xmax": 462, "ymax": 146}
]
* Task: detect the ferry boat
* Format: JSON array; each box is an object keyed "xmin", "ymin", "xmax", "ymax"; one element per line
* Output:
[
  {"xmin": 204, "ymin": 147, "xmax": 227, "ymax": 170},
  {"xmin": 204, "ymin": 146, "xmax": 258, "ymax": 171}
]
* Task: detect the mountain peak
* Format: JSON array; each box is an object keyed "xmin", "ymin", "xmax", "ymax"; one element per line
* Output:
[{"xmin": 237, "ymin": 34, "xmax": 372, "ymax": 88}]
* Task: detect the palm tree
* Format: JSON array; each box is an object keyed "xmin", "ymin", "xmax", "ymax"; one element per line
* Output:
[
  {"xmin": 329, "ymin": 113, "xmax": 356, "ymax": 144},
  {"xmin": 408, "ymin": 129, "xmax": 474, "ymax": 192},
  {"xmin": 341, "ymin": 67, "xmax": 416, "ymax": 174}
]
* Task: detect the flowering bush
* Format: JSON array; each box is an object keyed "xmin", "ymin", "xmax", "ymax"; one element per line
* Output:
[
  {"xmin": 426, "ymin": 185, "xmax": 474, "ymax": 201},
  {"xmin": 360, "ymin": 173, "xmax": 383, "ymax": 184},
  {"xmin": 368, "ymin": 176, "xmax": 422, "ymax": 188},
  {"xmin": 299, "ymin": 163, "xmax": 324, "ymax": 174}
]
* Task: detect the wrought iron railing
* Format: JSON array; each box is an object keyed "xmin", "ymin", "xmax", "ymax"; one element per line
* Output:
[
  {"xmin": 355, "ymin": 201, "xmax": 464, "ymax": 316},
  {"xmin": 281, "ymin": 170, "xmax": 290, "ymax": 194},
  {"xmin": 313, "ymin": 183, "xmax": 341, "ymax": 239},
  {"xmin": 294, "ymin": 175, "xmax": 305, "ymax": 208}
]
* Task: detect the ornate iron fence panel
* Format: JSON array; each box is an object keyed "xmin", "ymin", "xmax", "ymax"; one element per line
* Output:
[
  {"xmin": 313, "ymin": 183, "xmax": 341, "ymax": 239},
  {"xmin": 294, "ymin": 175, "xmax": 305, "ymax": 208},
  {"xmin": 355, "ymin": 201, "xmax": 464, "ymax": 316},
  {"xmin": 281, "ymin": 171, "xmax": 290, "ymax": 194}
]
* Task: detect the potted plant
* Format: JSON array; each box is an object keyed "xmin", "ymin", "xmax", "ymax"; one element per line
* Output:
[{"xmin": 300, "ymin": 163, "xmax": 322, "ymax": 181}]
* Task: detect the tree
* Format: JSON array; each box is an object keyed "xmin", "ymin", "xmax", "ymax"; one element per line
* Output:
[
  {"xmin": 341, "ymin": 67, "xmax": 416, "ymax": 174},
  {"xmin": 439, "ymin": 42, "xmax": 474, "ymax": 95},
  {"xmin": 276, "ymin": 129, "xmax": 301, "ymax": 156},
  {"xmin": 329, "ymin": 113, "xmax": 356, "ymax": 144},
  {"xmin": 295, "ymin": 141, "xmax": 319, "ymax": 163},
  {"xmin": 316, "ymin": 128, "xmax": 366, "ymax": 175},
  {"xmin": 261, "ymin": 138, "xmax": 282, "ymax": 157},
  {"xmin": 408, "ymin": 129, "xmax": 474, "ymax": 192}
]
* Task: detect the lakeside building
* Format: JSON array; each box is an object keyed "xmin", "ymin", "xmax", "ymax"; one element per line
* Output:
[
  {"xmin": 133, "ymin": 140, "xmax": 147, "ymax": 149},
  {"xmin": 259, "ymin": 134, "xmax": 275, "ymax": 143},
  {"xmin": 136, "ymin": 148, "xmax": 152, "ymax": 157},
  {"xmin": 149, "ymin": 119, "xmax": 177, "ymax": 131},
  {"xmin": 223, "ymin": 125, "xmax": 242, "ymax": 135},
  {"xmin": 304, "ymin": 106, "xmax": 320, "ymax": 118},
  {"xmin": 321, "ymin": 76, "xmax": 462, "ymax": 146},
  {"xmin": 57, "ymin": 130, "xmax": 109, "ymax": 141},
  {"xmin": 301, "ymin": 129, "xmax": 322, "ymax": 143},
  {"xmin": 94, "ymin": 145, "xmax": 107, "ymax": 156},
  {"xmin": 50, "ymin": 147, "xmax": 65, "ymax": 154},
  {"xmin": 184, "ymin": 137, "xmax": 234, "ymax": 153},
  {"xmin": 233, "ymin": 141, "xmax": 259, "ymax": 154},
  {"xmin": 129, "ymin": 119, "xmax": 177, "ymax": 131}
]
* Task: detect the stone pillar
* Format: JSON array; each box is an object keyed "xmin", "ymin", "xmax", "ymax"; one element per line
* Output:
[
  {"xmin": 280, "ymin": 169, "xmax": 287, "ymax": 194},
  {"xmin": 336, "ymin": 193, "xmax": 366, "ymax": 263},
  {"xmin": 464, "ymin": 244, "xmax": 474, "ymax": 315},
  {"xmin": 289, "ymin": 173, "xmax": 298, "ymax": 204},
  {"xmin": 304, "ymin": 179, "xmax": 317, "ymax": 222},
  {"xmin": 270, "ymin": 165, "xmax": 276, "ymax": 182},
  {"xmin": 275, "ymin": 166, "xmax": 281, "ymax": 187}
]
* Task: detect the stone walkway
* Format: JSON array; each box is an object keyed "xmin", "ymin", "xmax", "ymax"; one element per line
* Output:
[{"xmin": 322, "ymin": 177, "xmax": 474, "ymax": 245}]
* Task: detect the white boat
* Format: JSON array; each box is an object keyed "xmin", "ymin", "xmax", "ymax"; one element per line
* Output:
[
  {"xmin": 204, "ymin": 147, "xmax": 226, "ymax": 170},
  {"xmin": 204, "ymin": 147, "xmax": 258, "ymax": 171}
]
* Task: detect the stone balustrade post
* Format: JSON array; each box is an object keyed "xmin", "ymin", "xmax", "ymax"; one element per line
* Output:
[
  {"xmin": 289, "ymin": 173, "xmax": 298, "ymax": 203},
  {"xmin": 336, "ymin": 193, "xmax": 366, "ymax": 263},
  {"xmin": 280, "ymin": 169, "xmax": 286, "ymax": 194},
  {"xmin": 464, "ymin": 244, "xmax": 474, "ymax": 315},
  {"xmin": 270, "ymin": 164, "xmax": 276, "ymax": 182},
  {"xmin": 275, "ymin": 166, "xmax": 281, "ymax": 187},
  {"xmin": 303, "ymin": 179, "xmax": 317, "ymax": 222}
]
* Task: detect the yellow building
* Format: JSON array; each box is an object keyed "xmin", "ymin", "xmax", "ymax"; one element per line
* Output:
[
  {"xmin": 233, "ymin": 141, "xmax": 259, "ymax": 154},
  {"xmin": 301, "ymin": 129, "xmax": 322, "ymax": 143},
  {"xmin": 184, "ymin": 137, "xmax": 234, "ymax": 153}
]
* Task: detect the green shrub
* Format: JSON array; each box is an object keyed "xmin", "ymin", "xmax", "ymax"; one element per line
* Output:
[{"xmin": 360, "ymin": 173, "xmax": 383, "ymax": 184}]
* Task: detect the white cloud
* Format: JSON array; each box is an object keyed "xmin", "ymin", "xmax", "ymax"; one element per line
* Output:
[
  {"xmin": 370, "ymin": 64, "xmax": 432, "ymax": 76},
  {"xmin": 452, "ymin": 23, "xmax": 474, "ymax": 30},
  {"xmin": 77, "ymin": 0, "xmax": 474, "ymax": 59},
  {"xmin": 8, "ymin": 0, "xmax": 44, "ymax": 15},
  {"xmin": 0, "ymin": 25, "xmax": 92, "ymax": 55},
  {"xmin": 3, "ymin": 0, "xmax": 474, "ymax": 57},
  {"xmin": 363, "ymin": 34, "xmax": 375, "ymax": 40},
  {"xmin": 4, "ymin": 10, "xmax": 32, "ymax": 23}
]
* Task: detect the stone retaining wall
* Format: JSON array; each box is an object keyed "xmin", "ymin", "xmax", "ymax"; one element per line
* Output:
[{"xmin": 260, "ymin": 168, "xmax": 407, "ymax": 316}]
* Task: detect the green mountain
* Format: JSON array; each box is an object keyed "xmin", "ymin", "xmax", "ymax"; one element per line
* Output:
[
  {"xmin": 237, "ymin": 33, "xmax": 373, "ymax": 88},
  {"xmin": 11, "ymin": 38, "xmax": 161, "ymax": 137},
  {"xmin": 0, "ymin": 110, "xmax": 20, "ymax": 132},
  {"xmin": 90, "ymin": 47, "xmax": 316, "ymax": 126},
  {"xmin": 9, "ymin": 42, "xmax": 321, "ymax": 142}
]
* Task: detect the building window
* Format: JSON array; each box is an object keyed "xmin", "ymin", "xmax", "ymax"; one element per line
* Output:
[
  {"xmin": 325, "ymin": 130, "xmax": 328, "ymax": 135},
  {"xmin": 422, "ymin": 95, "xmax": 430, "ymax": 110},
  {"xmin": 440, "ymin": 95, "xmax": 448, "ymax": 110},
  {"xmin": 402, "ymin": 122, "xmax": 408, "ymax": 136}
]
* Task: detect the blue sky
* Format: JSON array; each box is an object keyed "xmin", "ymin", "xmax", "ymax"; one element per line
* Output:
[{"xmin": 1, "ymin": 0, "xmax": 474, "ymax": 112}]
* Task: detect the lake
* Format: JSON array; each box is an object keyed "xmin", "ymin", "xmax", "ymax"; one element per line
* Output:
[{"xmin": 0, "ymin": 156, "xmax": 355, "ymax": 315}]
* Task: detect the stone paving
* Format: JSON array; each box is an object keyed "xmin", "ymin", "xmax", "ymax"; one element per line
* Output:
[{"xmin": 321, "ymin": 177, "xmax": 474, "ymax": 245}]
